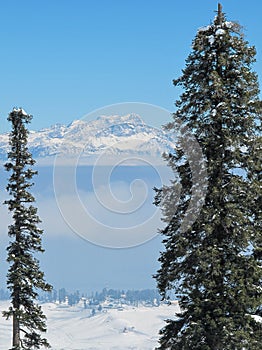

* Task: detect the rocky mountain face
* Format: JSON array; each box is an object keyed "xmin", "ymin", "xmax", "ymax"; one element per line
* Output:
[{"xmin": 0, "ymin": 114, "xmax": 176, "ymax": 164}]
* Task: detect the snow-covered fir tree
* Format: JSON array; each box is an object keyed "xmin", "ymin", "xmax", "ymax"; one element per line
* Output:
[
  {"xmin": 3, "ymin": 108, "xmax": 52, "ymax": 349},
  {"xmin": 154, "ymin": 4, "xmax": 262, "ymax": 349}
]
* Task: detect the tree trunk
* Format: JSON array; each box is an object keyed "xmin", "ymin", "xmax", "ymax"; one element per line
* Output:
[{"xmin": 12, "ymin": 312, "xmax": 20, "ymax": 349}]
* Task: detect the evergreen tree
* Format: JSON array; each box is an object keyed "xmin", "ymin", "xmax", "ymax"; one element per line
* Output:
[
  {"xmin": 3, "ymin": 108, "xmax": 52, "ymax": 349},
  {"xmin": 154, "ymin": 4, "xmax": 262, "ymax": 349}
]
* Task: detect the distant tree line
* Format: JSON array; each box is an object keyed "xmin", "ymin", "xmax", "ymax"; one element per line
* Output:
[{"xmin": 0, "ymin": 287, "xmax": 162, "ymax": 306}]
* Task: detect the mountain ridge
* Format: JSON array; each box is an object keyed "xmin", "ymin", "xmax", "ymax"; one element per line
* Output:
[{"xmin": 0, "ymin": 114, "xmax": 176, "ymax": 164}]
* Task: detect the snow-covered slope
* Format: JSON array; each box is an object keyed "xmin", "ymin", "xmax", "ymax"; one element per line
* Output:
[
  {"xmin": 0, "ymin": 114, "xmax": 176, "ymax": 164},
  {"xmin": 0, "ymin": 301, "xmax": 179, "ymax": 350}
]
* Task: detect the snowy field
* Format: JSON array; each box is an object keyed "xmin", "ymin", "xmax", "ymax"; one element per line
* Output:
[{"xmin": 0, "ymin": 301, "xmax": 179, "ymax": 350}]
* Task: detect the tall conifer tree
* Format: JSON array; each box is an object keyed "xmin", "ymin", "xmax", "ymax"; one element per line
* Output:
[
  {"xmin": 155, "ymin": 4, "xmax": 262, "ymax": 349},
  {"xmin": 3, "ymin": 108, "xmax": 52, "ymax": 349}
]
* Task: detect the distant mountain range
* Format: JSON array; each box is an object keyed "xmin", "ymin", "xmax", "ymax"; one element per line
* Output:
[{"xmin": 0, "ymin": 114, "xmax": 176, "ymax": 164}]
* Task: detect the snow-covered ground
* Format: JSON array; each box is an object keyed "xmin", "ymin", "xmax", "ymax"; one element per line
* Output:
[{"xmin": 0, "ymin": 301, "xmax": 179, "ymax": 350}]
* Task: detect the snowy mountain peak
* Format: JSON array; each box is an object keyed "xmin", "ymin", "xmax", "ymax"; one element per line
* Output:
[
  {"xmin": 96, "ymin": 113, "xmax": 145, "ymax": 126},
  {"xmin": 67, "ymin": 119, "xmax": 87, "ymax": 128},
  {"xmin": 0, "ymin": 114, "xmax": 176, "ymax": 164}
]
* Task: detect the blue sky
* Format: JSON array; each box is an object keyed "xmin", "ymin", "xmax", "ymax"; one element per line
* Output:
[{"xmin": 1, "ymin": 0, "xmax": 262, "ymax": 132}]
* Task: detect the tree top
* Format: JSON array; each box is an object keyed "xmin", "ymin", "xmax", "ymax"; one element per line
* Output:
[{"xmin": 217, "ymin": 3, "xmax": 223, "ymax": 24}]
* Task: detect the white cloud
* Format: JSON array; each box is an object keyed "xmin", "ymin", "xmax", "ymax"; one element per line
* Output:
[{"xmin": 53, "ymin": 182, "xmax": 162, "ymax": 248}]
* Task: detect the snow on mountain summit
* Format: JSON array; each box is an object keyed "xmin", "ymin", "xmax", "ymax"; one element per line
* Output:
[
  {"xmin": 96, "ymin": 113, "xmax": 145, "ymax": 125},
  {"xmin": 0, "ymin": 114, "xmax": 176, "ymax": 164}
]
